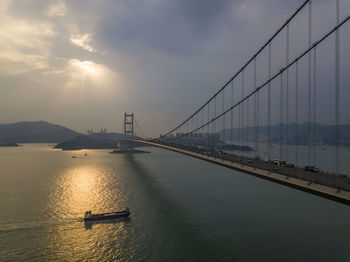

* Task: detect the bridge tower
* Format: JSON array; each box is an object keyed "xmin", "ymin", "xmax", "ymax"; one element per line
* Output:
[{"xmin": 124, "ymin": 112, "xmax": 134, "ymax": 139}]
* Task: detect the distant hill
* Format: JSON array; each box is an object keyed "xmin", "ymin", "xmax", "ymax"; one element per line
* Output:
[
  {"xmin": 0, "ymin": 121, "xmax": 82, "ymax": 143},
  {"xmin": 55, "ymin": 133, "xmax": 144, "ymax": 150},
  {"xmin": 88, "ymin": 132, "xmax": 125, "ymax": 141},
  {"xmin": 219, "ymin": 122, "xmax": 350, "ymax": 145},
  {"xmin": 54, "ymin": 135, "xmax": 117, "ymax": 150}
]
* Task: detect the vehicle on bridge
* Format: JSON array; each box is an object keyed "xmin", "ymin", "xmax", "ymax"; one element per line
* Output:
[
  {"xmin": 304, "ymin": 166, "xmax": 319, "ymax": 172},
  {"xmin": 272, "ymin": 159, "xmax": 286, "ymax": 166},
  {"xmin": 264, "ymin": 158, "xmax": 271, "ymax": 164}
]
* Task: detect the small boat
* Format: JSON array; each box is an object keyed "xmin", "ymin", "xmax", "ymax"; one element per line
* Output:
[{"xmin": 84, "ymin": 208, "xmax": 130, "ymax": 222}]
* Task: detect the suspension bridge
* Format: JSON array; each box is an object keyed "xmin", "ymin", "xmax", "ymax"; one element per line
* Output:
[{"xmin": 122, "ymin": 0, "xmax": 350, "ymax": 205}]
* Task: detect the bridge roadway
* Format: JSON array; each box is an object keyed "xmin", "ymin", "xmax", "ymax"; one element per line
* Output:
[{"xmin": 131, "ymin": 139, "xmax": 350, "ymax": 206}]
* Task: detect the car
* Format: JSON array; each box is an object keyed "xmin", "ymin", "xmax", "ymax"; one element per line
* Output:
[
  {"xmin": 273, "ymin": 159, "xmax": 286, "ymax": 166},
  {"xmin": 248, "ymin": 159, "xmax": 253, "ymax": 164},
  {"xmin": 304, "ymin": 166, "xmax": 319, "ymax": 172}
]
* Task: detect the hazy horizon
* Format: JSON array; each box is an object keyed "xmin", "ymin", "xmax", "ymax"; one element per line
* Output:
[{"xmin": 1, "ymin": 0, "xmax": 350, "ymax": 136}]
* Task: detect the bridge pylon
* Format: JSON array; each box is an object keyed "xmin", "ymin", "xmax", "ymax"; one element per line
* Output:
[
  {"xmin": 124, "ymin": 112, "xmax": 134, "ymax": 139},
  {"xmin": 110, "ymin": 113, "xmax": 150, "ymax": 154}
]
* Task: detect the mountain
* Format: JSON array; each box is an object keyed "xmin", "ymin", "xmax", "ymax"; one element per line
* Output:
[
  {"xmin": 54, "ymin": 135, "xmax": 116, "ymax": 150},
  {"xmin": 88, "ymin": 132, "xmax": 125, "ymax": 141},
  {"xmin": 54, "ymin": 134, "xmax": 143, "ymax": 150},
  {"xmin": 0, "ymin": 121, "xmax": 82, "ymax": 143},
  {"xmin": 219, "ymin": 123, "xmax": 350, "ymax": 145}
]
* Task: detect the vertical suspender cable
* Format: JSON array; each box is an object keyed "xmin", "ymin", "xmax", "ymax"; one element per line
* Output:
[
  {"xmin": 187, "ymin": 120, "xmax": 189, "ymax": 142},
  {"xmin": 296, "ymin": 62, "xmax": 299, "ymax": 165},
  {"xmin": 183, "ymin": 122, "xmax": 185, "ymax": 143},
  {"xmin": 222, "ymin": 89, "xmax": 225, "ymax": 141},
  {"xmin": 268, "ymin": 43, "xmax": 272, "ymax": 160},
  {"xmin": 313, "ymin": 47, "xmax": 317, "ymax": 166},
  {"xmin": 207, "ymin": 103, "xmax": 210, "ymax": 149},
  {"xmin": 231, "ymin": 81, "xmax": 234, "ymax": 156},
  {"xmin": 187, "ymin": 121, "xmax": 189, "ymax": 143},
  {"xmin": 242, "ymin": 70, "xmax": 245, "ymax": 154},
  {"xmin": 221, "ymin": 89, "xmax": 226, "ymax": 141},
  {"xmin": 214, "ymin": 96, "xmax": 217, "ymax": 145},
  {"xmin": 286, "ymin": 24, "xmax": 290, "ymax": 161},
  {"xmin": 239, "ymin": 78, "xmax": 241, "ymax": 156},
  {"xmin": 180, "ymin": 125, "xmax": 184, "ymax": 144},
  {"xmin": 247, "ymin": 91, "xmax": 249, "ymax": 148},
  {"xmin": 254, "ymin": 58, "xmax": 259, "ymax": 159},
  {"xmin": 281, "ymin": 72, "xmax": 283, "ymax": 160},
  {"xmin": 201, "ymin": 107, "xmax": 203, "ymax": 128},
  {"xmin": 201, "ymin": 109, "xmax": 204, "ymax": 144},
  {"xmin": 193, "ymin": 114, "xmax": 196, "ymax": 138},
  {"xmin": 308, "ymin": 0, "xmax": 312, "ymax": 164},
  {"xmin": 191, "ymin": 117, "xmax": 193, "ymax": 139},
  {"xmin": 257, "ymin": 90, "xmax": 259, "ymax": 159},
  {"xmin": 335, "ymin": 0, "xmax": 340, "ymax": 174},
  {"xmin": 196, "ymin": 113, "xmax": 198, "ymax": 137}
]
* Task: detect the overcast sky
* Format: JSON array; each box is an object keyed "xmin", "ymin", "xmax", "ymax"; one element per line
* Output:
[{"xmin": 0, "ymin": 0, "xmax": 349, "ymax": 136}]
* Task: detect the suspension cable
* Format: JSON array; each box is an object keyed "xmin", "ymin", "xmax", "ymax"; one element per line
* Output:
[
  {"xmin": 156, "ymin": 0, "xmax": 311, "ymax": 140},
  {"xmin": 165, "ymin": 16, "xmax": 350, "ymax": 141}
]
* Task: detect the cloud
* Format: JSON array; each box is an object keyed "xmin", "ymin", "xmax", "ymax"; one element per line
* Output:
[
  {"xmin": 47, "ymin": 0, "xmax": 66, "ymax": 17},
  {"xmin": 94, "ymin": 0, "xmax": 241, "ymax": 55},
  {"xmin": 69, "ymin": 34, "xmax": 96, "ymax": 52},
  {"xmin": 0, "ymin": 10, "xmax": 55, "ymax": 75},
  {"xmin": 68, "ymin": 59, "xmax": 110, "ymax": 77},
  {"xmin": 1, "ymin": 0, "xmax": 349, "ymax": 135},
  {"xmin": 64, "ymin": 59, "xmax": 117, "ymax": 89}
]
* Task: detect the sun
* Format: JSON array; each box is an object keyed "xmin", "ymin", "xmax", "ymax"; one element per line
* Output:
[
  {"xmin": 69, "ymin": 59, "xmax": 104, "ymax": 76},
  {"xmin": 65, "ymin": 58, "xmax": 117, "ymax": 89}
]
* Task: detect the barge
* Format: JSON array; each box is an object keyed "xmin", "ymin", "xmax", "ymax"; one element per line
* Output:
[{"xmin": 84, "ymin": 208, "xmax": 130, "ymax": 222}]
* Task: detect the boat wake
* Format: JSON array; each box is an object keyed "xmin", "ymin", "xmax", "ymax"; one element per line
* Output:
[{"xmin": 0, "ymin": 218, "xmax": 80, "ymax": 232}]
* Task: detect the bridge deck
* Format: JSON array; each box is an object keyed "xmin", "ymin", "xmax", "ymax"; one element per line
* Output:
[{"xmin": 131, "ymin": 139, "xmax": 350, "ymax": 206}]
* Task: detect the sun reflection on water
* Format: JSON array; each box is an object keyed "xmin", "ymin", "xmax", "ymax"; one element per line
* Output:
[
  {"xmin": 44, "ymin": 162, "xmax": 130, "ymax": 261},
  {"xmin": 49, "ymin": 164, "xmax": 126, "ymax": 218},
  {"xmin": 50, "ymin": 166, "xmax": 99, "ymax": 217}
]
